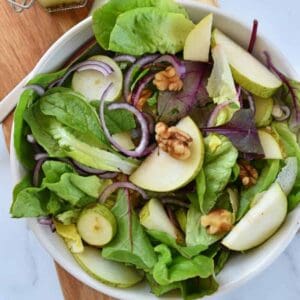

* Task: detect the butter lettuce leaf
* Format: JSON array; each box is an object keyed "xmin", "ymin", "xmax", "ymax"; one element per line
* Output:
[
  {"xmin": 109, "ymin": 7, "xmax": 194, "ymax": 55},
  {"xmin": 102, "ymin": 190, "xmax": 157, "ymax": 271},
  {"xmin": 152, "ymin": 244, "xmax": 214, "ymax": 285},
  {"xmin": 92, "ymin": 0, "xmax": 188, "ymax": 49}
]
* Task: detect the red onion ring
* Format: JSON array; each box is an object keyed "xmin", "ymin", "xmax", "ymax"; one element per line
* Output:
[
  {"xmin": 99, "ymin": 182, "xmax": 148, "ymax": 203},
  {"xmin": 98, "ymin": 172, "xmax": 118, "ymax": 179},
  {"xmin": 161, "ymin": 198, "xmax": 189, "ymax": 208},
  {"xmin": 54, "ymin": 60, "xmax": 114, "ymax": 87},
  {"xmin": 248, "ymin": 19, "xmax": 258, "ymax": 53},
  {"xmin": 124, "ymin": 54, "xmax": 160, "ymax": 101},
  {"xmin": 154, "ymin": 55, "xmax": 186, "ymax": 78},
  {"xmin": 131, "ymin": 73, "xmax": 155, "ymax": 106},
  {"xmin": 114, "ymin": 55, "xmax": 137, "ymax": 64},
  {"xmin": 72, "ymin": 160, "xmax": 106, "ymax": 175},
  {"xmin": 34, "ymin": 153, "xmax": 49, "ymax": 161},
  {"xmin": 24, "ymin": 84, "xmax": 45, "ymax": 96},
  {"xmin": 99, "ymin": 85, "xmax": 150, "ymax": 157},
  {"xmin": 33, "ymin": 157, "xmax": 48, "ymax": 187},
  {"xmin": 207, "ymin": 100, "xmax": 235, "ymax": 127}
]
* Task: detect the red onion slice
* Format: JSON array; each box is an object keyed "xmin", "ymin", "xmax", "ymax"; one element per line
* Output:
[
  {"xmin": 99, "ymin": 86, "xmax": 150, "ymax": 157},
  {"xmin": 114, "ymin": 55, "xmax": 136, "ymax": 64},
  {"xmin": 207, "ymin": 100, "xmax": 235, "ymax": 127},
  {"xmin": 124, "ymin": 54, "xmax": 160, "ymax": 100},
  {"xmin": 72, "ymin": 160, "xmax": 106, "ymax": 175},
  {"xmin": 33, "ymin": 157, "xmax": 48, "ymax": 187},
  {"xmin": 161, "ymin": 198, "xmax": 190, "ymax": 208},
  {"xmin": 24, "ymin": 84, "xmax": 45, "ymax": 96},
  {"xmin": 34, "ymin": 153, "xmax": 49, "ymax": 161},
  {"xmin": 54, "ymin": 60, "xmax": 114, "ymax": 87},
  {"xmin": 154, "ymin": 55, "xmax": 186, "ymax": 78},
  {"xmin": 98, "ymin": 172, "xmax": 118, "ymax": 179},
  {"xmin": 131, "ymin": 73, "xmax": 155, "ymax": 106},
  {"xmin": 99, "ymin": 182, "xmax": 148, "ymax": 203},
  {"xmin": 248, "ymin": 19, "xmax": 258, "ymax": 53}
]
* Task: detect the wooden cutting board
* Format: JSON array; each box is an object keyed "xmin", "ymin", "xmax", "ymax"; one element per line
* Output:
[{"xmin": 1, "ymin": 0, "xmax": 217, "ymax": 299}]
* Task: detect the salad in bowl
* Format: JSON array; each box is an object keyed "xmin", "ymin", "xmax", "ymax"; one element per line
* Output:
[{"xmin": 10, "ymin": 0, "xmax": 300, "ymax": 299}]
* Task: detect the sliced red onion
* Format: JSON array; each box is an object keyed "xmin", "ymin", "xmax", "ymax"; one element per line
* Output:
[
  {"xmin": 132, "ymin": 73, "xmax": 155, "ymax": 106},
  {"xmin": 24, "ymin": 84, "xmax": 45, "ymax": 96},
  {"xmin": 72, "ymin": 160, "xmax": 106, "ymax": 175},
  {"xmin": 33, "ymin": 157, "xmax": 48, "ymax": 187},
  {"xmin": 114, "ymin": 55, "xmax": 136, "ymax": 64},
  {"xmin": 54, "ymin": 60, "xmax": 114, "ymax": 87},
  {"xmin": 34, "ymin": 153, "xmax": 49, "ymax": 161},
  {"xmin": 248, "ymin": 19, "xmax": 258, "ymax": 53},
  {"xmin": 161, "ymin": 198, "xmax": 189, "ymax": 208},
  {"xmin": 264, "ymin": 51, "xmax": 300, "ymax": 123},
  {"xmin": 243, "ymin": 89, "xmax": 255, "ymax": 113},
  {"xmin": 37, "ymin": 216, "xmax": 52, "ymax": 226},
  {"xmin": 154, "ymin": 55, "xmax": 186, "ymax": 78},
  {"xmin": 272, "ymin": 104, "xmax": 291, "ymax": 121},
  {"xmin": 124, "ymin": 54, "xmax": 160, "ymax": 100},
  {"xmin": 99, "ymin": 182, "xmax": 148, "ymax": 203},
  {"xmin": 99, "ymin": 88, "xmax": 150, "ymax": 157},
  {"xmin": 207, "ymin": 100, "xmax": 235, "ymax": 127},
  {"xmin": 98, "ymin": 172, "xmax": 118, "ymax": 179},
  {"xmin": 143, "ymin": 113, "xmax": 155, "ymax": 134},
  {"xmin": 26, "ymin": 134, "xmax": 35, "ymax": 144}
]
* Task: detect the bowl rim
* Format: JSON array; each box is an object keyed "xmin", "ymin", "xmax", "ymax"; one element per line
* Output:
[{"xmin": 10, "ymin": 1, "xmax": 300, "ymax": 299}]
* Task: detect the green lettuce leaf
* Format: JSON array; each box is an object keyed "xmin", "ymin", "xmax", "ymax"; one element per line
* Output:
[
  {"xmin": 199, "ymin": 134, "xmax": 238, "ymax": 213},
  {"xmin": 152, "ymin": 244, "xmax": 214, "ymax": 285},
  {"xmin": 56, "ymin": 209, "xmax": 81, "ymax": 225},
  {"xmin": 92, "ymin": 0, "xmax": 188, "ymax": 49},
  {"xmin": 186, "ymin": 206, "xmax": 224, "ymax": 247},
  {"xmin": 27, "ymin": 69, "xmax": 66, "ymax": 88},
  {"xmin": 146, "ymin": 273, "xmax": 181, "ymax": 296},
  {"xmin": 109, "ymin": 7, "xmax": 194, "ymax": 55},
  {"xmin": 41, "ymin": 160, "xmax": 74, "ymax": 184},
  {"xmin": 13, "ymin": 90, "xmax": 37, "ymax": 170},
  {"xmin": 237, "ymin": 160, "xmax": 281, "ymax": 219},
  {"xmin": 146, "ymin": 229, "xmax": 207, "ymax": 258},
  {"xmin": 206, "ymin": 45, "xmax": 239, "ymax": 126},
  {"xmin": 102, "ymin": 190, "xmax": 157, "ymax": 271},
  {"xmin": 214, "ymin": 249, "xmax": 230, "ymax": 275},
  {"xmin": 272, "ymin": 122, "xmax": 300, "ymax": 210},
  {"xmin": 181, "ymin": 276, "xmax": 219, "ymax": 300},
  {"xmin": 24, "ymin": 91, "xmax": 139, "ymax": 174}
]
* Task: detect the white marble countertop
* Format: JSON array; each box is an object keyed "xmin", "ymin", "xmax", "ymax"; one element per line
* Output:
[{"xmin": 1, "ymin": 0, "xmax": 300, "ymax": 299}]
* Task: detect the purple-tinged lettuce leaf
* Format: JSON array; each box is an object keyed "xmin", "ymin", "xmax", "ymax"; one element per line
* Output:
[
  {"xmin": 157, "ymin": 62, "xmax": 210, "ymax": 123},
  {"xmin": 203, "ymin": 109, "xmax": 264, "ymax": 156}
]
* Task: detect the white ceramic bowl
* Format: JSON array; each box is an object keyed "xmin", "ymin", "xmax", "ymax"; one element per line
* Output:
[{"xmin": 10, "ymin": 1, "xmax": 300, "ymax": 299}]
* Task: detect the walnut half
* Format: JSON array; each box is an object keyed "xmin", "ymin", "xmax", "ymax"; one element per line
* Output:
[
  {"xmin": 153, "ymin": 66, "xmax": 183, "ymax": 92},
  {"xmin": 238, "ymin": 160, "xmax": 258, "ymax": 188},
  {"xmin": 155, "ymin": 122, "xmax": 193, "ymax": 160},
  {"xmin": 201, "ymin": 209, "xmax": 234, "ymax": 235}
]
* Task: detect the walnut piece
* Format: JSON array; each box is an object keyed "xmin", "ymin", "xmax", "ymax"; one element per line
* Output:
[
  {"xmin": 238, "ymin": 160, "xmax": 258, "ymax": 188},
  {"xmin": 127, "ymin": 89, "xmax": 152, "ymax": 111},
  {"xmin": 155, "ymin": 122, "xmax": 193, "ymax": 160},
  {"xmin": 201, "ymin": 209, "xmax": 233, "ymax": 235},
  {"xmin": 153, "ymin": 66, "xmax": 183, "ymax": 92}
]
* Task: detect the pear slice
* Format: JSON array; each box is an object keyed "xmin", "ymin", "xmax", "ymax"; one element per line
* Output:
[
  {"xmin": 222, "ymin": 182, "xmax": 287, "ymax": 251},
  {"xmin": 276, "ymin": 157, "xmax": 298, "ymax": 195},
  {"xmin": 140, "ymin": 198, "xmax": 178, "ymax": 239},
  {"xmin": 72, "ymin": 55, "xmax": 122, "ymax": 102},
  {"xmin": 77, "ymin": 204, "xmax": 117, "ymax": 247},
  {"xmin": 73, "ymin": 246, "xmax": 144, "ymax": 288},
  {"xmin": 112, "ymin": 132, "xmax": 135, "ymax": 150},
  {"xmin": 258, "ymin": 129, "xmax": 284, "ymax": 159},
  {"xmin": 254, "ymin": 96, "xmax": 273, "ymax": 127},
  {"xmin": 212, "ymin": 29, "xmax": 282, "ymax": 98},
  {"xmin": 129, "ymin": 116, "xmax": 204, "ymax": 192},
  {"xmin": 183, "ymin": 14, "xmax": 213, "ymax": 62}
]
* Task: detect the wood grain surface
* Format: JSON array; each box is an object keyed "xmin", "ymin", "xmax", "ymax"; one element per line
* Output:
[{"xmin": 1, "ymin": 1, "xmax": 216, "ymax": 299}]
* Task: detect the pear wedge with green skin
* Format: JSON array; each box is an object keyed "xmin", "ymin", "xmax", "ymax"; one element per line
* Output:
[
  {"xmin": 130, "ymin": 116, "xmax": 204, "ymax": 192},
  {"xmin": 222, "ymin": 182, "xmax": 287, "ymax": 251},
  {"xmin": 140, "ymin": 198, "xmax": 178, "ymax": 239},
  {"xmin": 183, "ymin": 14, "xmax": 213, "ymax": 62},
  {"xmin": 254, "ymin": 96, "xmax": 273, "ymax": 127},
  {"xmin": 73, "ymin": 246, "xmax": 144, "ymax": 288},
  {"xmin": 276, "ymin": 157, "xmax": 298, "ymax": 195},
  {"xmin": 212, "ymin": 29, "xmax": 282, "ymax": 98},
  {"xmin": 72, "ymin": 55, "xmax": 122, "ymax": 102},
  {"xmin": 112, "ymin": 132, "xmax": 135, "ymax": 150},
  {"xmin": 77, "ymin": 204, "xmax": 117, "ymax": 247},
  {"xmin": 258, "ymin": 129, "xmax": 284, "ymax": 159}
]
